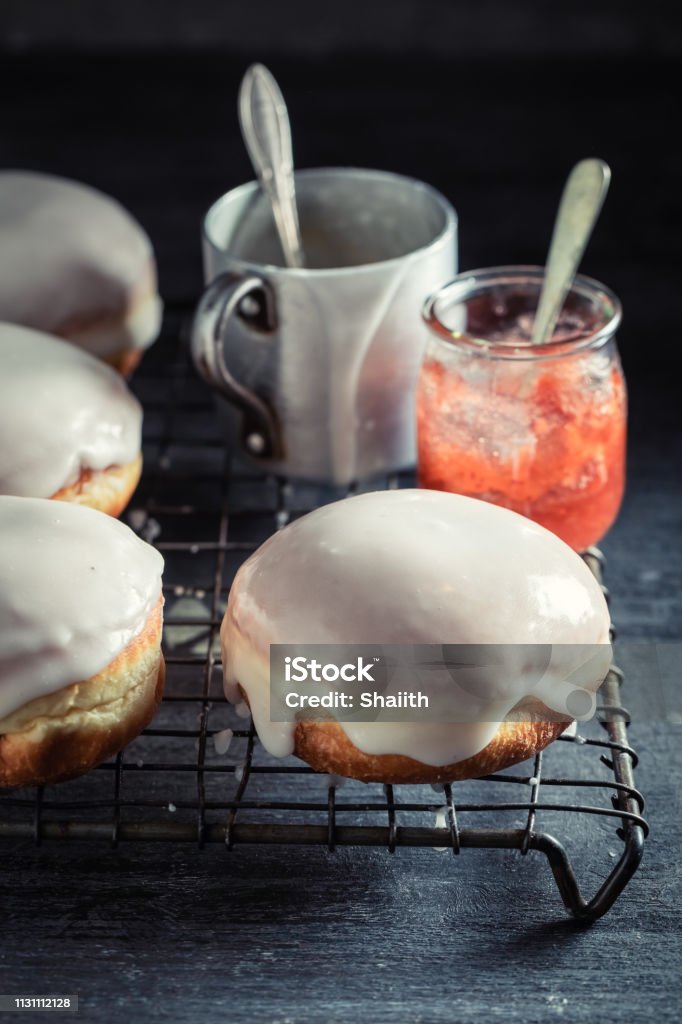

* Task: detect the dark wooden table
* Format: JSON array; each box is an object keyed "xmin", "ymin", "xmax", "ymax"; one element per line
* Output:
[{"xmin": 1, "ymin": 51, "xmax": 680, "ymax": 1024}]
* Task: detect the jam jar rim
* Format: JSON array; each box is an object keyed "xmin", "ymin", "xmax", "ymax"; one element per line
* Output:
[{"xmin": 422, "ymin": 265, "xmax": 622, "ymax": 361}]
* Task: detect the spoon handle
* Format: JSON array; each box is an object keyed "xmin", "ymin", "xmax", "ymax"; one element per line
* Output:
[
  {"xmin": 531, "ymin": 158, "xmax": 611, "ymax": 346},
  {"xmin": 238, "ymin": 63, "xmax": 305, "ymax": 269}
]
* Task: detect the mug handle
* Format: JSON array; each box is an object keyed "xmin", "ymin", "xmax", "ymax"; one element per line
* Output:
[{"xmin": 190, "ymin": 272, "xmax": 283, "ymax": 459}]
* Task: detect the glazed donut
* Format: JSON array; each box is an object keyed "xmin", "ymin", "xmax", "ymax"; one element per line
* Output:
[
  {"xmin": 0, "ymin": 170, "xmax": 162, "ymax": 374},
  {"xmin": 0, "ymin": 322, "xmax": 143, "ymax": 516},
  {"xmin": 221, "ymin": 489, "xmax": 612, "ymax": 784},
  {"xmin": 0, "ymin": 496, "xmax": 165, "ymax": 787}
]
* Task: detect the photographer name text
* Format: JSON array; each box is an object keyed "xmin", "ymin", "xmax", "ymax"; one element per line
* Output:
[{"xmin": 282, "ymin": 655, "xmax": 428, "ymax": 709}]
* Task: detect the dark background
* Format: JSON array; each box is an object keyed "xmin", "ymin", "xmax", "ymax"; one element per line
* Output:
[
  {"xmin": 1, "ymin": 3, "xmax": 681, "ymax": 1022},
  {"xmin": 2, "ymin": 0, "xmax": 681, "ymax": 377},
  {"xmin": 2, "ymin": 0, "xmax": 680, "ymax": 479}
]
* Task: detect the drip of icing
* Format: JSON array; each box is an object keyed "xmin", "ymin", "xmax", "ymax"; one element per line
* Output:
[
  {"xmin": 0, "ymin": 323, "xmax": 142, "ymax": 497},
  {"xmin": 433, "ymin": 806, "xmax": 450, "ymax": 851},
  {"xmin": 213, "ymin": 728, "xmax": 234, "ymax": 756},
  {"xmin": 221, "ymin": 489, "xmax": 611, "ymax": 768},
  {"xmin": 0, "ymin": 171, "xmax": 160, "ymax": 352},
  {"xmin": 0, "ymin": 496, "xmax": 164, "ymax": 718}
]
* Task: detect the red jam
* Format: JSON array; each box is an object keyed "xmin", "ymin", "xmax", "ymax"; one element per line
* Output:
[{"xmin": 417, "ymin": 289, "xmax": 627, "ymax": 551}]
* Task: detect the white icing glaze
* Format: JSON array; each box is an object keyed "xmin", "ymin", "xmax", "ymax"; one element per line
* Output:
[
  {"xmin": 68, "ymin": 291, "xmax": 163, "ymax": 358},
  {"xmin": 433, "ymin": 806, "xmax": 450, "ymax": 851},
  {"xmin": 221, "ymin": 489, "xmax": 611, "ymax": 767},
  {"xmin": 0, "ymin": 496, "xmax": 164, "ymax": 719},
  {"xmin": 0, "ymin": 322, "xmax": 142, "ymax": 497},
  {"xmin": 0, "ymin": 171, "xmax": 161, "ymax": 355},
  {"xmin": 213, "ymin": 728, "xmax": 234, "ymax": 756}
]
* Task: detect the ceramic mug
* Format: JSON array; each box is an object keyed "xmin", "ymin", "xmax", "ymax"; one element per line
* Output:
[{"xmin": 191, "ymin": 167, "xmax": 457, "ymax": 484}]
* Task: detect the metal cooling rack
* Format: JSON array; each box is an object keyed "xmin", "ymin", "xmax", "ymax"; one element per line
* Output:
[{"xmin": 0, "ymin": 307, "xmax": 648, "ymax": 922}]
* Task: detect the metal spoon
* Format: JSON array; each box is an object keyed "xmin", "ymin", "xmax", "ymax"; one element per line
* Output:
[
  {"xmin": 531, "ymin": 158, "xmax": 611, "ymax": 346},
  {"xmin": 238, "ymin": 63, "xmax": 305, "ymax": 269}
]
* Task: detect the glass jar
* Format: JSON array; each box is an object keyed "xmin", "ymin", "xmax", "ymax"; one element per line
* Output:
[{"xmin": 417, "ymin": 266, "xmax": 626, "ymax": 551}]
